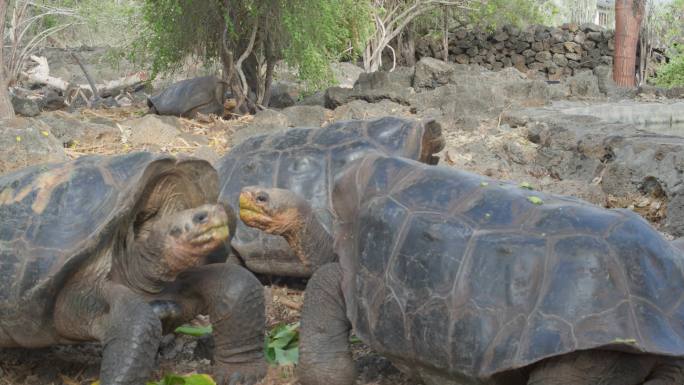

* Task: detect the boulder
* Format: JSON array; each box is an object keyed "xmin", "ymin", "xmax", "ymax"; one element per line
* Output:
[
  {"xmin": 0, "ymin": 118, "xmax": 67, "ymax": 175},
  {"xmin": 230, "ymin": 109, "xmax": 290, "ymax": 145},
  {"xmin": 330, "ymin": 62, "xmax": 364, "ymax": 88},
  {"xmin": 268, "ymin": 81, "xmax": 302, "ymax": 109},
  {"xmin": 11, "ymin": 95, "xmax": 40, "ymax": 117},
  {"xmin": 331, "ymin": 99, "xmax": 411, "ymax": 122},
  {"xmin": 126, "ymin": 115, "xmax": 182, "ymax": 147},
  {"xmin": 325, "ymin": 70, "xmax": 414, "ymax": 109},
  {"xmin": 568, "ymin": 70, "xmax": 601, "ymax": 98},
  {"xmin": 413, "ymin": 57, "xmax": 457, "ymax": 89},
  {"xmin": 37, "ymin": 112, "xmax": 120, "ymax": 147},
  {"xmin": 504, "ymin": 104, "xmax": 684, "ymax": 236},
  {"xmin": 280, "ymin": 105, "xmax": 332, "ymax": 128}
]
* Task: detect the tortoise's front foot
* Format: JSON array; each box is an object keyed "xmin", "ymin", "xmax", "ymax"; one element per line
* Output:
[
  {"xmin": 212, "ymin": 362, "xmax": 266, "ymax": 385},
  {"xmin": 175, "ymin": 263, "xmax": 266, "ymax": 384}
]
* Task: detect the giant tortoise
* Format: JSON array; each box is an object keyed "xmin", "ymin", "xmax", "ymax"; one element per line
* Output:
[
  {"xmin": 0, "ymin": 153, "xmax": 265, "ymax": 385},
  {"xmin": 147, "ymin": 75, "xmax": 226, "ymax": 118},
  {"xmin": 217, "ymin": 116, "xmax": 444, "ymax": 277},
  {"xmin": 239, "ymin": 154, "xmax": 684, "ymax": 385}
]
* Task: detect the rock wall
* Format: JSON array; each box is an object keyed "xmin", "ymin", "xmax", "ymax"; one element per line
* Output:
[{"xmin": 417, "ymin": 23, "xmax": 614, "ymax": 80}]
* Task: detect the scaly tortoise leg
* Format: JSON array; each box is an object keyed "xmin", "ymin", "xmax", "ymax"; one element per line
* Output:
[
  {"xmin": 298, "ymin": 263, "xmax": 356, "ymax": 385},
  {"xmin": 54, "ymin": 282, "xmax": 162, "ymax": 385},
  {"xmin": 172, "ymin": 263, "xmax": 266, "ymax": 385}
]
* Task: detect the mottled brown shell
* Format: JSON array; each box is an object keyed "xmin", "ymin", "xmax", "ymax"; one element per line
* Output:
[
  {"xmin": 0, "ymin": 153, "xmax": 218, "ymax": 338},
  {"xmin": 216, "ymin": 117, "xmax": 443, "ymax": 276},
  {"xmin": 332, "ymin": 154, "xmax": 684, "ymax": 382}
]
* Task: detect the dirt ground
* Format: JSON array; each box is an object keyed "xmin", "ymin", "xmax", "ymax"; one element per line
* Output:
[
  {"xmin": 0, "ymin": 103, "xmax": 667, "ymax": 385},
  {"xmin": 0, "ymin": 284, "xmax": 412, "ymax": 385}
]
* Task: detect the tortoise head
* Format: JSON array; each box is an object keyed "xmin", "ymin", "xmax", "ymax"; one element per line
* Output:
[
  {"xmin": 137, "ymin": 203, "xmax": 234, "ymax": 280},
  {"xmin": 238, "ymin": 187, "xmax": 310, "ymax": 237}
]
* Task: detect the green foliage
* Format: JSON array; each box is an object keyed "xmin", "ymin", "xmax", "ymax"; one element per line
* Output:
[
  {"xmin": 655, "ymin": 46, "xmax": 684, "ymax": 88},
  {"xmin": 281, "ymin": 0, "xmax": 372, "ymax": 89},
  {"xmin": 265, "ymin": 322, "xmax": 300, "ymax": 366},
  {"xmin": 466, "ymin": 0, "xmax": 557, "ymax": 30},
  {"xmin": 146, "ymin": 374, "xmax": 216, "ymax": 385},
  {"xmin": 134, "ymin": 0, "xmax": 371, "ymax": 89},
  {"xmin": 656, "ymin": 0, "xmax": 684, "ymax": 57},
  {"xmin": 174, "ymin": 324, "xmax": 213, "ymax": 337}
]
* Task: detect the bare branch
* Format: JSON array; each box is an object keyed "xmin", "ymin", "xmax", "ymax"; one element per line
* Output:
[{"xmin": 236, "ymin": 17, "xmax": 259, "ymax": 99}]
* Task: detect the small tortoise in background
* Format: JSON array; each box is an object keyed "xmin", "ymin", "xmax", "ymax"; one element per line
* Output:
[
  {"xmin": 0, "ymin": 153, "xmax": 265, "ymax": 385},
  {"xmin": 240, "ymin": 154, "xmax": 684, "ymax": 385},
  {"xmin": 147, "ymin": 75, "xmax": 226, "ymax": 118},
  {"xmin": 217, "ymin": 116, "xmax": 444, "ymax": 277}
]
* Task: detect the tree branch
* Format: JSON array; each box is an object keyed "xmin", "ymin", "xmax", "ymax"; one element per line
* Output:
[{"xmin": 235, "ymin": 17, "xmax": 259, "ymax": 100}]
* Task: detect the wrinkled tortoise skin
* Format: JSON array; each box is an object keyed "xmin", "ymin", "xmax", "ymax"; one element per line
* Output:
[
  {"xmin": 217, "ymin": 117, "xmax": 444, "ymax": 276},
  {"xmin": 332, "ymin": 154, "xmax": 684, "ymax": 383},
  {"xmin": 0, "ymin": 152, "xmax": 218, "ymax": 346}
]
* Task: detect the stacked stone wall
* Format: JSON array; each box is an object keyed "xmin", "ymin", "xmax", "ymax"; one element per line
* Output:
[{"xmin": 416, "ymin": 23, "xmax": 615, "ymax": 79}]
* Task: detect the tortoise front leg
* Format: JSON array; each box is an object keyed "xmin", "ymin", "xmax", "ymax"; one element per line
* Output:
[
  {"xmin": 173, "ymin": 263, "xmax": 266, "ymax": 385},
  {"xmin": 54, "ymin": 282, "xmax": 162, "ymax": 385},
  {"xmin": 298, "ymin": 263, "xmax": 356, "ymax": 385}
]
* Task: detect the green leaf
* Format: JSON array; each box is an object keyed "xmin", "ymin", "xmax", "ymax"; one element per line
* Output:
[
  {"xmin": 147, "ymin": 374, "xmax": 216, "ymax": 385},
  {"xmin": 183, "ymin": 374, "xmax": 217, "ymax": 385},
  {"xmin": 265, "ymin": 322, "xmax": 300, "ymax": 366},
  {"xmin": 349, "ymin": 335, "xmax": 362, "ymax": 344},
  {"xmin": 275, "ymin": 346, "xmax": 299, "ymax": 366},
  {"xmin": 527, "ymin": 196, "xmax": 544, "ymax": 205},
  {"xmin": 519, "ymin": 182, "xmax": 534, "ymax": 190},
  {"xmin": 174, "ymin": 325, "xmax": 212, "ymax": 337}
]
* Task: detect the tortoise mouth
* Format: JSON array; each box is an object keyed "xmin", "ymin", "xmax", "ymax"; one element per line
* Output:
[
  {"xmin": 189, "ymin": 223, "xmax": 230, "ymax": 246},
  {"xmin": 239, "ymin": 192, "xmax": 274, "ymax": 229}
]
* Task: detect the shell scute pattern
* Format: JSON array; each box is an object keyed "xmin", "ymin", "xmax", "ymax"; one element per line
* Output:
[
  {"xmin": 336, "ymin": 155, "xmax": 684, "ymax": 380},
  {"xmin": 365, "ymin": 117, "xmax": 421, "ymax": 159},
  {"xmin": 217, "ymin": 118, "xmax": 438, "ymax": 275},
  {"xmin": 0, "ymin": 153, "xmax": 186, "ymax": 308}
]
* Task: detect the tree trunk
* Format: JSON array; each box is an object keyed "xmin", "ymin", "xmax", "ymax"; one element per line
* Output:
[
  {"xmin": 0, "ymin": 0, "xmax": 15, "ymax": 119},
  {"xmin": 613, "ymin": 0, "xmax": 645, "ymax": 87}
]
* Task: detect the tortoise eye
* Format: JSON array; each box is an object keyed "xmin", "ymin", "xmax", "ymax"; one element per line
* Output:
[{"xmin": 256, "ymin": 192, "xmax": 269, "ymax": 203}]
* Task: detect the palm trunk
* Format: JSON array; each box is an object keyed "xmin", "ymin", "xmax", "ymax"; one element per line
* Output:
[
  {"xmin": 613, "ymin": 0, "xmax": 645, "ymax": 87},
  {"xmin": 0, "ymin": 0, "xmax": 15, "ymax": 119}
]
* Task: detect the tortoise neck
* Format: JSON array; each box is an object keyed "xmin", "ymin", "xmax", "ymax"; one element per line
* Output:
[
  {"xmin": 113, "ymin": 230, "xmax": 168, "ymax": 294},
  {"xmin": 284, "ymin": 210, "xmax": 335, "ymax": 272}
]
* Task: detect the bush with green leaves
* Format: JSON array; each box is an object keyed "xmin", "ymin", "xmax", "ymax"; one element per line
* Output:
[
  {"xmin": 134, "ymin": 0, "xmax": 371, "ymax": 99},
  {"xmin": 655, "ymin": 46, "xmax": 684, "ymax": 88}
]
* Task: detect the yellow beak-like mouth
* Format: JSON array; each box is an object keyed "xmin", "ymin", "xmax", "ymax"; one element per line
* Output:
[
  {"xmin": 191, "ymin": 224, "xmax": 230, "ymax": 245},
  {"xmin": 239, "ymin": 192, "xmax": 273, "ymax": 227}
]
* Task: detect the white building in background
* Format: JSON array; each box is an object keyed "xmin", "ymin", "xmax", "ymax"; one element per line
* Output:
[
  {"xmin": 547, "ymin": 0, "xmax": 615, "ymax": 28},
  {"xmin": 596, "ymin": 0, "xmax": 616, "ymax": 27}
]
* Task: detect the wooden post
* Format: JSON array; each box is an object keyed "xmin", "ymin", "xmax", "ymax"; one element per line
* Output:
[{"xmin": 613, "ymin": 0, "xmax": 646, "ymax": 87}]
